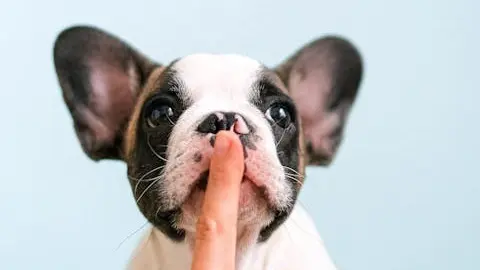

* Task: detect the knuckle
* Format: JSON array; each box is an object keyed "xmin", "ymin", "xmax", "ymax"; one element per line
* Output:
[{"xmin": 196, "ymin": 216, "xmax": 222, "ymax": 241}]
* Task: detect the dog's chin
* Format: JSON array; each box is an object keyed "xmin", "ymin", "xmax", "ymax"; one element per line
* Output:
[{"xmin": 177, "ymin": 170, "xmax": 274, "ymax": 233}]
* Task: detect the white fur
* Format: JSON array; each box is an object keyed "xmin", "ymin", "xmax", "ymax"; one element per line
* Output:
[{"xmin": 174, "ymin": 54, "xmax": 261, "ymax": 101}]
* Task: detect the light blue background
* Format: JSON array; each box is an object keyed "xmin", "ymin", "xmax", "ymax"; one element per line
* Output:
[{"xmin": 1, "ymin": 0, "xmax": 478, "ymax": 269}]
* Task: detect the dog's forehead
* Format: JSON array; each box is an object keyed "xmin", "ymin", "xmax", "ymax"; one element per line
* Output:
[{"xmin": 171, "ymin": 53, "xmax": 264, "ymax": 101}]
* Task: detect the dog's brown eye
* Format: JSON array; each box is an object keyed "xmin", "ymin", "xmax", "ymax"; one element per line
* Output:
[
  {"xmin": 147, "ymin": 105, "xmax": 174, "ymax": 128},
  {"xmin": 266, "ymin": 104, "xmax": 291, "ymax": 128}
]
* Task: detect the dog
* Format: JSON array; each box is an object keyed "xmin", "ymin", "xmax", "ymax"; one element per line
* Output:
[{"xmin": 52, "ymin": 25, "xmax": 363, "ymax": 270}]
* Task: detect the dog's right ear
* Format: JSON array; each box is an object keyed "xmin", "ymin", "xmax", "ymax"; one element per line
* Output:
[
  {"xmin": 53, "ymin": 26, "xmax": 160, "ymax": 161},
  {"xmin": 275, "ymin": 36, "xmax": 363, "ymax": 166}
]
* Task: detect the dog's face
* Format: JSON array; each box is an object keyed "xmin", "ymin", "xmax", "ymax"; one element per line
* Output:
[
  {"xmin": 53, "ymin": 26, "xmax": 362, "ymax": 243},
  {"xmin": 127, "ymin": 55, "xmax": 301, "ymax": 238}
]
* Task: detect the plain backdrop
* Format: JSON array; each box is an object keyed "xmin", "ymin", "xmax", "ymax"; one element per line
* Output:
[{"xmin": 1, "ymin": 0, "xmax": 478, "ymax": 269}]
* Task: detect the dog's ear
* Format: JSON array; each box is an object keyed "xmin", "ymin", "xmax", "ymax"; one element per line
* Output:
[
  {"xmin": 275, "ymin": 36, "xmax": 363, "ymax": 166},
  {"xmin": 53, "ymin": 26, "xmax": 160, "ymax": 161}
]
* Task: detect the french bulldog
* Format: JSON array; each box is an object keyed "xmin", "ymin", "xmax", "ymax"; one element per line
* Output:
[{"xmin": 53, "ymin": 25, "xmax": 363, "ymax": 270}]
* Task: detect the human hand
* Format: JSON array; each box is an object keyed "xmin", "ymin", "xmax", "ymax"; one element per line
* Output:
[{"xmin": 191, "ymin": 131, "xmax": 245, "ymax": 270}]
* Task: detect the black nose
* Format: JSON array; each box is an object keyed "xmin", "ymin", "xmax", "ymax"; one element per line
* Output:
[{"xmin": 197, "ymin": 112, "xmax": 237, "ymax": 134}]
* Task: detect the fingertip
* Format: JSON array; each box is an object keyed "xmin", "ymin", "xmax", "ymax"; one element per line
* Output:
[
  {"xmin": 213, "ymin": 132, "xmax": 231, "ymax": 156},
  {"xmin": 215, "ymin": 131, "xmax": 244, "ymax": 161},
  {"xmin": 216, "ymin": 131, "xmax": 240, "ymax": 145}
]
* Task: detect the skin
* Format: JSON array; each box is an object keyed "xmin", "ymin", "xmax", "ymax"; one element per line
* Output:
[{"xmin": 191, "ymin": 131, "xmax": 245, "ymax": 270}]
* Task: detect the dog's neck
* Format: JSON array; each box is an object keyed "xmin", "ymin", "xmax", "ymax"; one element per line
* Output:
[
  {"xmin": 132, "ymin": 223, "xmax": 264, "ymax": 270},
  {"xmin": 186, "ymin": 223, "xmax": 262, "ymax": 268},
  {"xmin": 129, "ymin": 203, "xmax": 340, "ymax": 270}
]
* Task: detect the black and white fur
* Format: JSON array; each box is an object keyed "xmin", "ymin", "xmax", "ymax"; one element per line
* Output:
[{"xmin": 53, "ymin": 25, "xmax": 363, "ymax": 270}]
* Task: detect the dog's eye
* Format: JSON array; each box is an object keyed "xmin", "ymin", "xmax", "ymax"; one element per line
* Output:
[
  {"xmin": 146, "ymin": 105, "xmax": 174, "ymax": 128},
  {"xmin": 266, "ymin": 104, "xmax": 292, "ymax": 128}
]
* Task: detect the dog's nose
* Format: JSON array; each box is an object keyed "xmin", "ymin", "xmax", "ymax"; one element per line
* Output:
[{"xmin": 197, "ymin": 112, "xmax": 250, "ymax": 135}]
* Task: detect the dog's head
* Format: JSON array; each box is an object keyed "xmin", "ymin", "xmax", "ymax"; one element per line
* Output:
[{"xmin": 53, "ymin": 26, "xmax": 362, "ymax": 243}]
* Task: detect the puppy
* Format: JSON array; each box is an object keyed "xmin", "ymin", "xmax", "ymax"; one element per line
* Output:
[{"xmin": 53, "ymin": 25, "xmax": 363, "ymax": 270}]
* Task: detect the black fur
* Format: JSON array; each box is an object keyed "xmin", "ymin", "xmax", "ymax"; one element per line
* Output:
[{"xmin": 128, "ymin": 68, "xmax": 189, "ymax": 241}]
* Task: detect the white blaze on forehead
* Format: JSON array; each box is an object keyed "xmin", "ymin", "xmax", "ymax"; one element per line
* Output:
[{"xmin": 173, "ymin": 53, "xmax": 263, "ymax": 102}]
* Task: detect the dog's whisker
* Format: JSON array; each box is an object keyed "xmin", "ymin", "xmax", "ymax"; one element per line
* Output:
[
  {"xmin": 128, "ymin": 166, "xmax": 166, "ymax": 181},
  {"xmin": 131, "ymin": 173, "xmax": 163, "ymax": 195},
  {"xmin": 285, "ymin": 177, "xmax": 302, "ymax": 186},
  {"xmin": 285, "ymin": 176, "xmax": 304, "ymax": 185},
  {"xmin": 114, "ymin": 221, "xmax": 150, "ymax": 251},
  {"xmin": 275, "ymin": 129, "xmax": 287, "ymax": 147},
  {"xmin": 284, "ymin": 172, "xmax": 305, "ymax": 180},
  {"xmin": 131, "ymin": 166, "xmax": 164, "ymax": 181},
  {"xmin": 155, "ymin": 205, "xmax": 162, "ymax": 217},
  {"xmin": 283, "ymin": 166, "xmax": 304, "ymax": 178},
  {"xmin": 131, "ymin": 166, "xmax": 165, "ymax": 195},
  {"xmin": 147, "ymin": 138, "xmax": 169, "ymax": 163},
  {"xmin": 283, "ymin": 168, "xmax": 304, "ymax": 177},
  {"xmin": 136, "ymin": 178, "xmax": 162, "ymax": 203},
  {"xmin": 284, "ymin": 173, "xmax": 300, "ymax": 180},
  {"xmin": 129, "ymin": 175, "xmax": 162, "ymax": 183},
  {"xmin": 136, "ymin": 170, "xmax": 167, "ymax": 196},
  {"xmin": 132, "ymin": 176, "xmax": 163, "ymax": 195},
  {"xmin": 166, "ymin": 115, "xmax": 175, "ymax": 127},
  {"xmin": 285, "ymin": 175, "xmax": 303, "ymax": 186}
]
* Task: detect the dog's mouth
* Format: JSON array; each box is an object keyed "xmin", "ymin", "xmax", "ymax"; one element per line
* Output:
[
  {"xmin": 189, "ymin": 169, "xmax": 271, "ymax": 217},
  {"xmin": 177, "ymin": 167, "xmax": 274, "ymax": 235},
  {"xmin": 196, "ymin": 170, "xmax": 248, "ymax": 191}
]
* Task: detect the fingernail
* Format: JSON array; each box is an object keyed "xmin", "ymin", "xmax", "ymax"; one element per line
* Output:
[{"xmin": 214, "ymin": 133, "xmax": 230, "ymax": 156}]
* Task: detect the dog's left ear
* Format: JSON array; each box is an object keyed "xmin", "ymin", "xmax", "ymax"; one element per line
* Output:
[{"xmin": 275, "ymin": 36, "xmax": 363, "ymax": 166}]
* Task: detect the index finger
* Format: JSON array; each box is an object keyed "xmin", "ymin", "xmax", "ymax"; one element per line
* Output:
[{"xmin": 191, "ymin": 131, "xmax": 244, "ymax": 270}]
